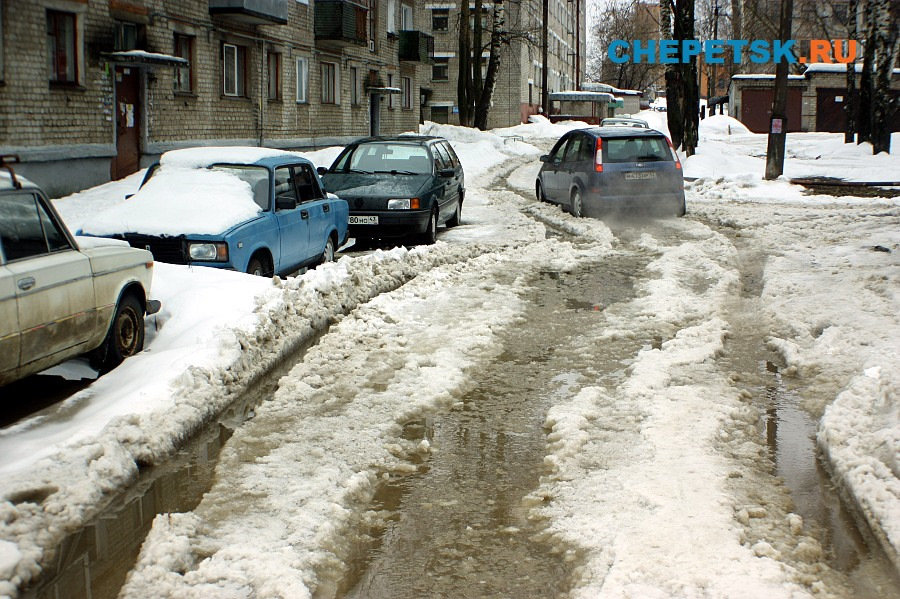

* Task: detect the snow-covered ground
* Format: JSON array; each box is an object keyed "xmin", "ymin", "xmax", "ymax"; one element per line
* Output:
[{"xmin": 0, "ymin": 114, "xmax": 897, "ymax": 598}]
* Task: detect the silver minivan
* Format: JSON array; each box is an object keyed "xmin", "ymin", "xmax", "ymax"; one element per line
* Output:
[{"xmin": 536, "ymin": 127, "xmax": 686, "ymax": 217}]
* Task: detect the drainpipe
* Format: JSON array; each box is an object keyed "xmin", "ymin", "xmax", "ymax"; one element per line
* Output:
[{"xmin": 258, "ymin": 38, "xmax": 265, "ymax": 147}]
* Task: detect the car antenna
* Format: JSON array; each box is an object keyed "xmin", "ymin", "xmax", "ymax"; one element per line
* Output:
[{"xmin": 0, "ymin": 155, "xmax": 22, "ymax": 189}]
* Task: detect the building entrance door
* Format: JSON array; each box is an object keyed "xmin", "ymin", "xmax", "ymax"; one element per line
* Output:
[{"xmin": 112, "ymin": 66, "xmax": 141, "ymax": 180}]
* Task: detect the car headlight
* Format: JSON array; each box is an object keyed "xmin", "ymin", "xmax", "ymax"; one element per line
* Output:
[
  {"xmin": 387, "ymin": 198, "xmax": 420, "ymax": 210},
  {"xmin": 188, "ymin": 242, "xmax": 228, "ymax": 262}
]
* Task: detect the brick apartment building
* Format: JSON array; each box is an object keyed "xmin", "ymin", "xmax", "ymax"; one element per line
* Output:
[{"xmin": 0, "ymin": 0, "xmax": 583, "ymax": 196}]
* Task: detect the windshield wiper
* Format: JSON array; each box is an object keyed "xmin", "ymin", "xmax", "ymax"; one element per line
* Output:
[
  {"xmin": 374, "ymin": 170, "xmax": 419, "ymax": 175},
  {"xmin": 347, "ymin": 168, "xmax": 372, "ymax": 174}
]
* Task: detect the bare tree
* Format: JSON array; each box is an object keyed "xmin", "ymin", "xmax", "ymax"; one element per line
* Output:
[
  {"xmin": 589, "ymin": 1, "xmax": 665, "ymax": 92},
  {"xmin": 662, "ymin": 0, "xmax": 700, "ymax": 155},
  {"xmin": 869, "ymin": 0, "xmax": 899, "ymax": 153}
]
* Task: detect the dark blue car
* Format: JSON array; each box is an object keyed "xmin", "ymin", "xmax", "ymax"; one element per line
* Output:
[
  {"xmin": 536, "ymin": 127, "xmax": 685, "ymax": 217},
  {"xmin": 82, "ymin": 147, "xmax": 349, "ymax": 277},
  {"xmin": 318, "ymin": 136, "xmax": 465, "ymax": 245}
]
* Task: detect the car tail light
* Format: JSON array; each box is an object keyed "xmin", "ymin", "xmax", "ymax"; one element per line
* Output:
[
  {"xmin": 594, "ymin": 138, "xmax": 603, "ymax": 172},
  {"xmin": 666, "ymin": 137, "xmax": 682, "ymax": 169}
]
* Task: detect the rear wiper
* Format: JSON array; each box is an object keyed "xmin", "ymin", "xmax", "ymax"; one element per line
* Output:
[
  {"xmin": 374, "ymin": 170, "xmax": 418, "ymax": 175},
  {"xmin": 636, "ymin": 155, "xmax": 662, "ymax": 161}
]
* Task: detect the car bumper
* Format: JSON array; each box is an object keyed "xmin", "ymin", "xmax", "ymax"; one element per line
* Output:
[
  {"xmin": 349, "ymin": 210, "xmax": 431, "ymax": 238},
  {"xmin": 584, "ymin": 192, "xmax": 685, "ymax": 216}
]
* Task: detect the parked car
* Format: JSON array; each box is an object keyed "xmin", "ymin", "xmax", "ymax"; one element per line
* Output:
[
  {"xmin": 600, "ymin": 116, "xmax": 650, "ymax": 128},
  {"xmin": 0, "ymin": 156, "xmax": 160, "ymax": 386},
  {"xmin": 81, "ymin": 147, "xmax": 349, "ymax": 277},
  {"xmin": 536, "ymin": 127, "xmax": 686, "ymax": 217},
  {"xmin": 318, "ymin": 136, "xmax": 465, "ymax": 245}
]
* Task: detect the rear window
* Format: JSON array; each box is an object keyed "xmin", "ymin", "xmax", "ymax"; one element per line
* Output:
[{"xmin": 603, "ymin": 137, "xmax": 672, "ymax": 163}]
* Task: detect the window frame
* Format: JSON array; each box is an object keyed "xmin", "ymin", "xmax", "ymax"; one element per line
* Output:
[
  {"xmin": 432, "ymin": 57, "xmax": 449, "ymax": 81},
  {"xmin": 223, "ymin": 42, "xmax": 246, "ymax": 97},
  {"xmin": 400, "ymin": 4, "xmax": 413, "ymax": 30},
  {"xmin": 349, "ymin": 66, "xmax": 359, "ymax": 106},
  {"xmin": 173, "ymin": 33, "xmax": 194, "ymax": 93},
  {"xmin": 387, "ymin": 74, "xmax": 398, "ymax": 109},
  {"xmin": 47, "ymin": 10, "xmax": 78, "ymax": 84},
  {"xmin": 321, "ymin": 61, "xmax": 340, "ymax": 105},
  {"xmin": 267, "ymin": 51, "xmax": 281, "ymax": 101},
  {"xmin": 431, "ymin": 8, "xmax": 449, "ymax": 32},
  {"xmin": 296, "ymin": 57, "xmax": 309, "ymax": 103},
  {"xmin": 401, "ymin": 76, "xmax": 412, "ymax": 110}
]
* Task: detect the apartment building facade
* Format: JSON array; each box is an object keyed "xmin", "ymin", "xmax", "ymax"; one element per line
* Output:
[
  {"xmin": 424, "ymin": 0, "xmax": 587, "ymax": 129},
  {"xmin": 0, "ymin": 0, "xmax": 435, "ymax": 195}
]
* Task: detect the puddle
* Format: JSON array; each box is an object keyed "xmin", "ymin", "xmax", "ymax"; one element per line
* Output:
[
  {"xmin": 19, "ymin": 334, "xmax": 326, "ymax": 599},
  {"xmin": 333, "ymin": 255, "xmax": 648, "ymax": 598}
]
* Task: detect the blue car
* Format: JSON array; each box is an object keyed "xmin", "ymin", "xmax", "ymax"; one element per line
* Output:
[
  {"xmin": 536, "ymin": 127, "xmax": 685, "ymax": 218},
  {"xmin": 81, "ymin": 147, "xmax": 349, "ymax": 276}
]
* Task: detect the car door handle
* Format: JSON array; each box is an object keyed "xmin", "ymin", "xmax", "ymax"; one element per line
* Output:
[
  {"xmin": 300, "ymin": 210, "xmax": 309, "ymax": 219},
  {"xmin": 323, "ymin": 204, "xmax": 330, "ymax": 213},
  {"xmin": 17, "ymin": 277, "xmax": 35, "ymax": 291}
]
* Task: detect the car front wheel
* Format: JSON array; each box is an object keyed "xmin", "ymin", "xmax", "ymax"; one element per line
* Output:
[
  {"xmin": 92, "ymin": 293, "xmax": 144, "ymax": 372},
  {"xmin": 419, "ymin": 208, "xmax": 438, "ymax": 245},
  {"xmin": 536, "ymin": 180, "xmax": 549, "ymax": 203}
]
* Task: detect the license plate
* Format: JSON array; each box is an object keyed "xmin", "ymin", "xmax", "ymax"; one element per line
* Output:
[
  {"xmin": 624, "ymin": 171, "xmax": 657, "ymax": 180},
  {"xmin": 350, "ymin": 215, "xmax": 378, "ymax": 225}
]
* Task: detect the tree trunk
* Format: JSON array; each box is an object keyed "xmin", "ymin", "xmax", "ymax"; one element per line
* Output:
[
  {"xmin": 765, "ymin": 0, "xmax": 794, "ymax": 179},
  {"xmin": 871, "ymin": 0, "xmax": 898, "ymax": 154},
  {"xmin": 661, "ymin": 0, "xmax": 683, "ymax": 148},
  {"xmin": 844, "ymin": 0, "xmax": 859, "ymax": 144},
  {"xmin": 858, "ymin": 0, "xmax": 877, "ymax": 144},
  {"xmin": 474, "ymin": 5, "xmax": 504, "ymax": 130},
  {"xmin": 458, "ymin": 1, "xmax": 473, "ymax": 126}
]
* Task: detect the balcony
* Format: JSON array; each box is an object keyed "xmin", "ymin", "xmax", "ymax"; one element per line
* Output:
[
  {"xmin": 208, "ymin": 0, "xmax": 288, "ymax": 25},
  {"xmin": 314, "ymin": 0, "xmax": 368, "ymax": 47},
  {"xmin": 398, "ymin": 30, "xmax": 434, "ymax": 63}
]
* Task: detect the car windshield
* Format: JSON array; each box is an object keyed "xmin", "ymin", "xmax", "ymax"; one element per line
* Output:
[
  {"xmin": 603, "ymin": 137, "xmax": 672, "ymax": 163},
  {"xmin": 333, "ymin": 143, "xmax": 433, "ymax": 175},
  {"xmin": 210, "ymin": 165, "xmax": 270, "ymax": 210}
]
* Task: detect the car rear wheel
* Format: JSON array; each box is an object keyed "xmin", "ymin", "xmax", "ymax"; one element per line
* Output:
[
  {"xmin": 318, "ymin": 236, "xmax": 335, "ymax": 265},
  {"xmin": 447, "ymin": 198, "xmax": 462, "ymax": 227},
  {"xmin": 570, "ymin": 188, "xmax": 584, "ymax": 218},
  {"xmin": 91, "ymin": 293, "xmax": 144, "ymax": 372},
  {"xmin": 536, "ymin": 180, "xmax": 549, "ymax": 203}
]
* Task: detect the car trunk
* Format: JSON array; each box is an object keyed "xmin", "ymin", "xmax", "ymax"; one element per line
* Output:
[{"xmin": 600, "ymin": 136, "xmax": 682, "ymax": 198}]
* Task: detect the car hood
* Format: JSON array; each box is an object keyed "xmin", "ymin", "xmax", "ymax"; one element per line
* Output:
[
  {"xmin": 79, "ymin": 167, "xmax": 262, "ymax": 237},
  {"xmin": 321, "ymin": 173, "xmax": 431, "ymax": 198}
]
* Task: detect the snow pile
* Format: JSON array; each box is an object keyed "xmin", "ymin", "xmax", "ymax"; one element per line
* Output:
[
  {"xmin": 80, "ymin": 167, "xmax": 262, "ymax": 236},
  {"xmin": 700, "ymin": 114, "xmax": 753, "ymax": 137}
]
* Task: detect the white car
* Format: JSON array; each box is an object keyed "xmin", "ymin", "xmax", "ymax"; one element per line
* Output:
[
  {"xmin": 600, "ymin": 117, "xmax": 651, "ymax": 128},
  {"xmin": 0, "ymin": 157, "xmax": 160, "ymax": 386}
]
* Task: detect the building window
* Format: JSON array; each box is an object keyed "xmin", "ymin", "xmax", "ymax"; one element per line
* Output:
[
  {"xmin": 388, "ymin": 74, "xmax": 398, "ymax": 109},
  {"xmin": 401, "ymin": 4, "xmax": 413, "ymax": 30},
  {"xmin": 387, "ymin": 0, "xmax": 397, "ymax": 35},
  {"xmin": 401, "ymin": 77, "xmax": 412, "ymax": 109},
  {"xmin": 174, "ymin": 34, "xmax": 193, "ymax": 93},
  {"xmin": 350, "ymin": 66, "xmax": 359, "ymax": 105},
  {"xmin": 223, "ymin": 43, "xmax": 246, "ymax": 97},
  {"xmin": 432, "ymin": 8, "xmax": 449, "ymax": 31},
  {"xmin": 114, "ymin": 21, "xmax": 139, "ymax": 51},
  {"xmin": 322, "ymin": 61, "xmax": 339, "ymax": 104},
  {"xmin": 267, "ymin": 52, "xmax": 280, "ymax": 100},
  {"xmin": 47, "ymin": 10, "xmax": 77, "ymax": 83},
  {"xmin": 432, "ymin": 57, "xmax": 449, "ymax": 81},
  {"xmin": 296, "ymin": 57, "xmax": 308, "ymax": 103}
]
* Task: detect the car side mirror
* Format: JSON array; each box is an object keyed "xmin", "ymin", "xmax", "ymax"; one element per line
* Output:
[
  {"xmin": 539, "ymin": 155, "xmax": 551, "ymax": 163},
  {"xmin": 275, "ymin": 197, "xmax": 297, "ymax": 211},
  {"xmin": 125, "ymin": 193, "xmax": 134, "ymax": 199},
  {"xmin": 439, "ymin": 168, "xmax": 455, "ymax": 178},
  {"xmin": 317, "ymin": 166, "xmax": 328, "ymax": 175}
]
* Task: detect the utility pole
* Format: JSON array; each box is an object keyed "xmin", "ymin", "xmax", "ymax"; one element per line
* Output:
[
  {"xmin": 765, "ymin": 0, "xmax": 793, "ymax": 179},
  {"xmin": 542, "ymin": 0, "xmax": 549, "ymax": 115},
  {"xmin": 710, "ymin": 2, "xmax": 719, "ymax": 101}
]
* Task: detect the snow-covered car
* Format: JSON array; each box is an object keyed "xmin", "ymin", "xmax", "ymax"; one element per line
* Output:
[
  {"xmin": 536, "ymin": 127, "xmax": 686, "ymax": 217},
  {"xmin": 600, "ymin": 116, "xmax": 650, "ymax": 128},
  {"xmin": 0, "ymin": 157, "xmax": 160, "ymax": 386},
  {"xmin": 318, "ymin": 136, "xmax": 465, "ymax": 245},
  {"xmin": 81, "ymin": 147, "xmax": 349, "ymax": 277}
]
